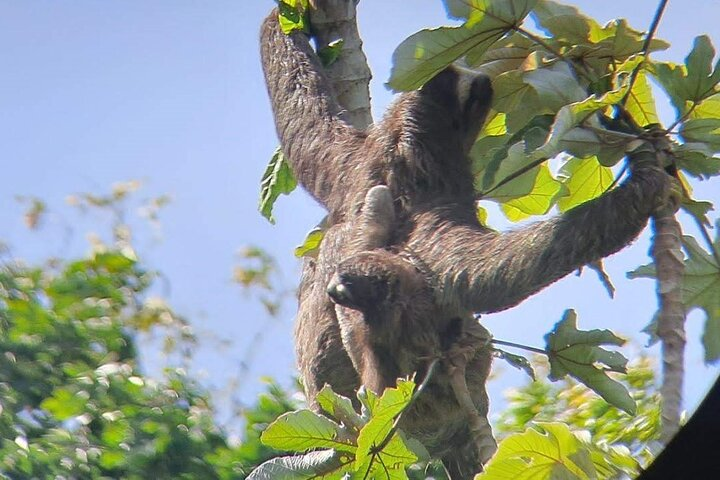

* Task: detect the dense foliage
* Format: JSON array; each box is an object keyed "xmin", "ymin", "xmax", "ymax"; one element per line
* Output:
[{"xmin": 0, "ymin": 245, "xmax": 298, "ymax": 478}]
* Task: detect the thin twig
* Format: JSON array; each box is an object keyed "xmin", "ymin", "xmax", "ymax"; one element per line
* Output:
[
  {"xmin": 620, "ymin": 0, "xmax": 670, "ymax": 106},
  {"xmin": 371, "ymin": 359, "xmax": 439, "ymax": 454},
  {"xmin": 491, "ymin": 338, "xmax": 546, "ymax": 355},
  {"xmin": 478, "ymin": 156, "xmax": 548, "ymax": 199}
]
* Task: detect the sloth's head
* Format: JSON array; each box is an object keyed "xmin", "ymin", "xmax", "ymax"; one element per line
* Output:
[{"xmin": 327, "ymin": 250, "xmax": 423, "ymax": 325}]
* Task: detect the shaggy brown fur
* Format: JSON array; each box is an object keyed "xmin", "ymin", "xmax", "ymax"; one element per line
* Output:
[{"xmin": 259, "ymin": 9, "xmax": 672, "ymax": 479}]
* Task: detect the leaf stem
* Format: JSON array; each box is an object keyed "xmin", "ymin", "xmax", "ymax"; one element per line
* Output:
[
  {"xmin": 692, "ymin": 214, "xmax": 720, "ymax": 266},
  {"xmin": 371, "ymin": 359, "xmax": 439, "ymax": 455},
  {"xmin": 491, "ymin": 338, "xmax": 546, "ymax": 355},
  {"xmin": 621, "ymin": 0, "xmax": 669, "ymax": 106}
]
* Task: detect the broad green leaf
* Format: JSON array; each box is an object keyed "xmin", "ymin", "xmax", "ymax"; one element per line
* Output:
[
  {"xmin": 294, "ymin": 227, "xmax": 325, "ymax": 258},
  {"xmin": 477, "ymin": 140, "xmax": 540, "ymax": 199},
  {"xmin": 353, "ymin": 433, "xmax": 417, "ymax": 479},
  {"xmin": 651, "ymin": 61, "xmax": 689, "ymax": 116},
  {"xmin": 259, "ymin": 148, "xmax": 297, "ymax": 224},
  {"xmin": 261, "ymin": 410, "xmax": 354, "ymax": 453},
  {"xmin": 388, "ymin": 0, "xmax": 537, "ymax": 91},
  {"xmin": 492, "ymin": 70, "xmax": 543, "ymax": 115},
  {"xmin": 247, "ymin": 449, "xmax": 348, "ymax": 480},
  {"xmin": 673, "ymin": 142, "xmax": 720, "ymax": 179},
  {"xmin": 532, "ymin": 0, "xmax": 596, "ymax": 45},
  {"xmin": 624, "ymin": 71, "xmax": 659, "ymax": 127},
  {"xmin": 355, "ymin": 378, "xmax": 415, "ymax": 467},
  {"xmin": 685, "ymin": 35, "xmax": 720, "ymax": 102},
  {"xmin": 681, "ymin": 197, "xmax": 714, "ymax": 227},
  {"xmin": 545, "ymin": 310, "xmax": 635, "ymax": 414},
  {"xmin": 682, "ymin": 234, "xmax": 720, "ymax": 361},
  {"xmin": 628, "ymin": 232, "xmax": 720, "ymax": 362},
  {"xmin": 691, "ymin": 92, "xmax": 720, "ymax": 119},
  {"xmin": 557, "ymin": 157, "xmax": 614, "ymax": 212},
  {"xmin": 500, "ymin": 164, "xmax": 562, "ymax": 221},
  {"xmin": 652, "ymin": 36, "xmax": 720, "ymax": 116},
  {"xmin": 316, "ymin": 385, "xmax": 364, "ymax": 431},
  {"xmin": 477, "ymin": 423, "xmax": 594, "ymax": 480},
  {"xmin": 524, "ymin": 62, "xmax": 587, "ymax": 111},
  {"xmin": 680, "ymin": 118, "xmax": 720, "ymax": 152}
]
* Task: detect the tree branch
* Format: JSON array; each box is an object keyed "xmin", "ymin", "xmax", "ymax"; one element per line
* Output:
[{"xmin": 310, "ymin": 0, "xmax": 373, "ymax": 129}]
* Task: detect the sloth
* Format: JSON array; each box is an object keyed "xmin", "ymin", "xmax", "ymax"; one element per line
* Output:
[
  {"xmin": 260, "ymin": 7, "xmax": 673, "ymax": 478},
  {"xmin": 328, "ymin": 248, "xmax": 498, "ymax": 473},
  {"xmin": 326, "ymin": 184, "xmax": 497, "ymax": 474}
]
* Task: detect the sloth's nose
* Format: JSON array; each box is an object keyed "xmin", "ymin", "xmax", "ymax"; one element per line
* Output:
[{"xmin": 327, "ymin": 277, "xmax": 355, "ymax": 307}]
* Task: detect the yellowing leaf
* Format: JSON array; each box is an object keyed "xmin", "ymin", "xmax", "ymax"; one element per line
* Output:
[
  {"xmin": 500, "ymin": 164, "xmax": 562, "ymax": 221},
  {"xmin": 558, "ymin": 157, "xmax": 614, "ymax": 212},
  {"xmin": 294, "ymin": 227, "xmax": 325, "ymax": 258},
  {"xmin": 624, "ymin": 71, "xmax": 659, "ymax": 126},
  {"xmin": 477, "ymin": 422, "xmax": 595, "ymax": 480}
]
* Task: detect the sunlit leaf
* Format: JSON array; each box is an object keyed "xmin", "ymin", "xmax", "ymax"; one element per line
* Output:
[
  {"xmin": 355, "ymin": 379, "xmax": 415, "ymax": 467},
  {"xmin": 558, "ymin": 156, "xmax": 614, "ymax": 212},
  {"xmin": 477, "ymin": 422, "xmax": 594, "ymax": 480},
  {"xmin": 259, "ymin": 148, "xmax": 298, "ymax": 224},
  {"xmin": 500, "ymin": 164, "xmax": 562, "ymax": 221},
  {"xmin": 624, "ymin": 71, "xmax": 659, "ymax": 127},
  {"xmin": 388, "ymin": 0, "xmax": 537, "ymax": 91},
  {"xmin": 261, "ymin": 410, "xmax": 354, "ymax": 453}
]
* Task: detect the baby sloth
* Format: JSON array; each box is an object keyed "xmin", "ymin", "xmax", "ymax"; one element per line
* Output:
[{"xmin": 327, "ymin": 250, "xmax": 498, "ymax": 474}]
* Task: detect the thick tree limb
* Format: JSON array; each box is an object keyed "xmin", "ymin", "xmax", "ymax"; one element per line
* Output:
[
  {"xmin": 652, "ymin": 207, "xmax": 685, "ymax": 443},
  {"xmin": 309, "ymin": 0, "xmax": 373, "ymax": 129}
]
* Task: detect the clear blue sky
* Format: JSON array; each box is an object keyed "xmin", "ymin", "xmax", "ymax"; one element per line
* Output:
[{"xmin": 1, "ymin": 0, "xmax": 719, "ymax": 432}]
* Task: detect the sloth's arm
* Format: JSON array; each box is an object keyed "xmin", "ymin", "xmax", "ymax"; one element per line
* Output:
[{"xmin": 408, "ymin": 159, "xmax": 671, "ymax": 314}]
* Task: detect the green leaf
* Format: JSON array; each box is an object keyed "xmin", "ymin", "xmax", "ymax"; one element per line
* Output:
[
  {"xmin": 259, "ymin": 148, "xmax": 298, "ymax": 224},
  {"xmin": 557, "ymin": 157, "xmax": 614, "ymax": 212},
  {"xmin": 673, "ymin": 143, "xmax": 720, "ymax": 179},
  {"xmin": 294, "ymin": 227, "xmax": 326, "ymax": 258},
  {"xmin": 477, "ymin": 422, "xmax": 594, "ymax": 480},
  {"xmin": 682, "ymin": 234, "xmax": 720, "ymax": 362},
  {"xmin": 41, "ymin": 388, "xmax": 88, "ymax": 420},
  {"xmin": 681, "ymin": 197, "xmax": 714, "ymax": 227},
  {"xmin": 629, "ymin": 232, "xmax": 720, "ymax": 362},
  {"xmin": 316, "ymin": 385, "xmax": 364, "ymax": 431},
  {"xmin": 261, "ymin": 410, "xmax": 354, "ymax": 453},
  {"xmin": 624, "ymin": 71, "xmax": 659, "ymax": 127},
  {"xmin": 278, "ymin": 0, "xmax": 309, "ymax": 34},
  {"xmin": 247, "ymin": 450, "xmax": 348, "ymax": 480},
  {"xmin": 545, "ymin": 310, "xmax": 636, "ymax": 414},
  {"xmin": 388, "ymin": 0, "xmax": 537, "ymax": 91},
  {"xmin": 532, "ymin": 0, "xmax": 596, "ymax": 44},
  {"xmin": 355, "ymin": 379, "xmax": 415, "ymax": 468},
  {"xmin": 499, "ymin": 164, "xmax": 562, "ymax": 221},
  {"xmin": 494, "ymin": 349, "xmax": 536, "ymax": 380},
  {"xmin": 652, "ymin": 36, "xmax": 720, "ymax": 116},
  {"xmin": 680, "ymin": 118, "xmax": 720, "ymax": 152},
  {"xmin": 524, "ymin": 62, "xmax": 588, "ymax": 111},
  {"xmin": 318, "ymin": 39, "xmax": 344, "ymax": 67},
  {"xmin": 685, "ymin": 35, "xmax": 720, "ymax": 102}
]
